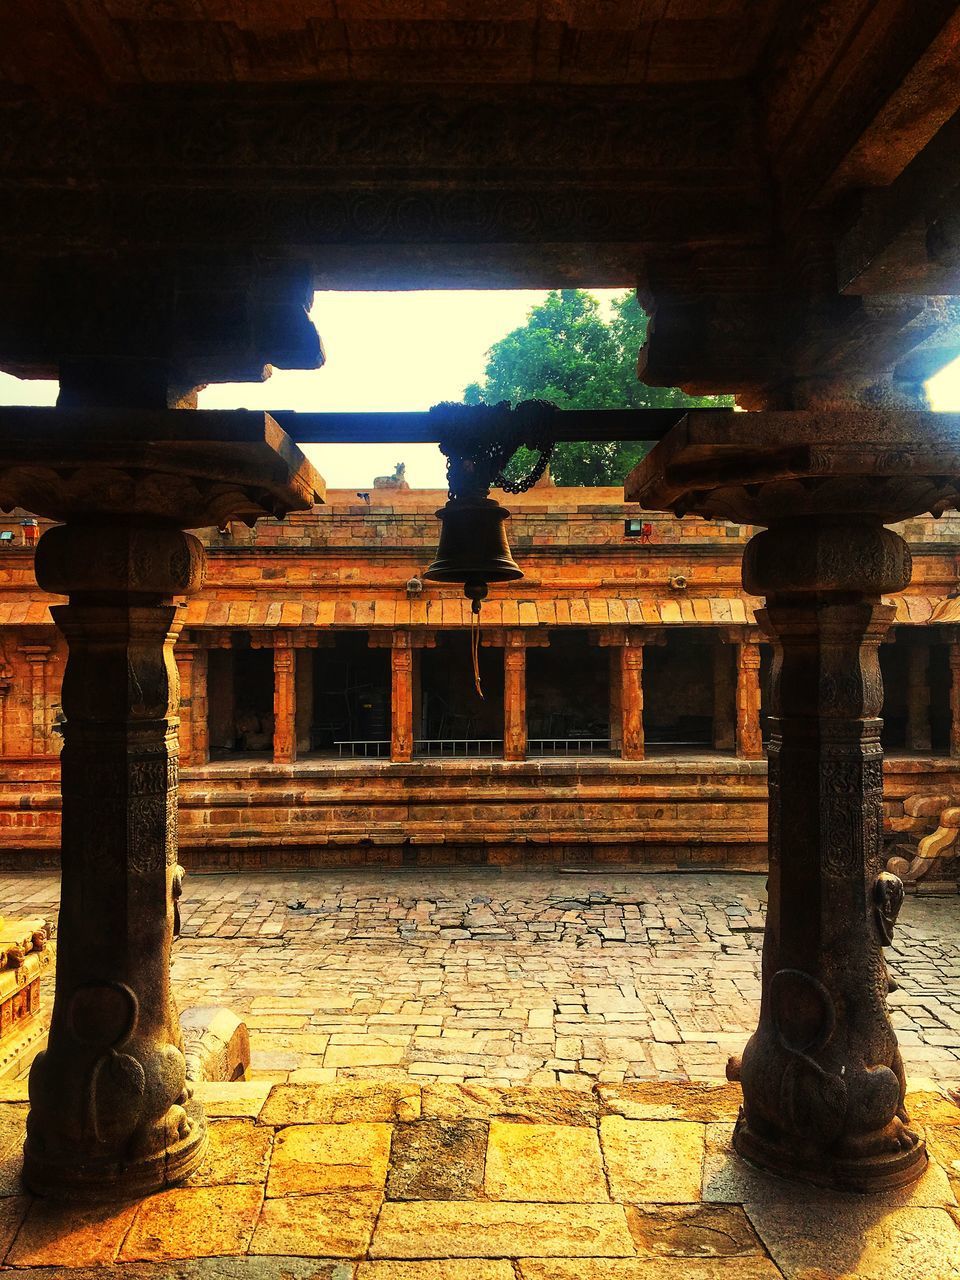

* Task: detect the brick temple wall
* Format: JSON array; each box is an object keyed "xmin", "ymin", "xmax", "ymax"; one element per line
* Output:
[{"xmin": 0, "ymin": 486, "xmax": 959, "ymax": 870}]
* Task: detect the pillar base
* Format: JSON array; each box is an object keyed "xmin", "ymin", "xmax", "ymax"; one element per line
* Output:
[
  {"xmin": 23, "ymin": 1099, "xmax": 208, "ymax": 1203},
  {"xmin": 733, "ymin": 1110, "xmax": 926, "ymax": 1194}
]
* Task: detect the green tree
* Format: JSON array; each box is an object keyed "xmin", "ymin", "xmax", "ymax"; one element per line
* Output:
[{"xmin": 463, "ymin": 290, "xmax": 730, "ymax": 485}]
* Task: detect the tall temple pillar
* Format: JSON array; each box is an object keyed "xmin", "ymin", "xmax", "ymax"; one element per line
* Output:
[
  {"xmin": 271, "ymin": 631, "xmax": 297, "ymax": 764},
  {"xmin": 949, "ymin": 633, "xmax": 960, "ymax": 759},
  {"xmin": 734, "ymin": 630, "xmax": 763, "ymax": 760},
  {"xmin": 598, "ymin": 628, "xmax": 662, "ymax": 761},
  {"xmin": 503, "ymin": 631, "xmax": 528, "ymax": 762},
  {"xmin": 19, "ymin": 642, "xmax": 52, "ymax": 756},
  {"xmin": 628, "ymin": 408, "xmax": 960, "ymax": 1192},
  {"xmin": 608, "ymin": 647, "xmax": 623, "ymax": 751},
  {"xmin": 391, "ymin": 631, "xmax": 415, "ymax": 763},
  {"xmin": 176, "ymin": 638, "xmax": 208, "ymax": 768},
  {"xmin": 0, "ymin": 410, "xmax": 321, "ymax": 1201},
  {"xmin": 906, "ymin": 640, "xmax": 932, "ymax": 752}
]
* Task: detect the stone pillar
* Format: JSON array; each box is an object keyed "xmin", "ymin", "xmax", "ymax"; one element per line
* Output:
[
  {"xmin": 620, "ymin": 638, "xmax": 644, "ymax": 761},
  {"xmin": 950, "ymin": 639, "xmax": 960, "ymax": 759},
  {"xmin": 906, "ymin": 642, "xmax": 931, "ymax": 752},
  {"xmin": 295, "ymin": 643, "xmax": 315, "ymax": 756},
  {"xmin": 0, "ymin": 406, "xmax": 322, "ymax": 1202},
  {"xmin": 735, "ymin": 517, "xmax": 923, "ymax": 1189},
  {"xmin": 503, "ymin": 632, "xmax": 528, "ymax": 762},
  {"xmin": 26, "ymin": 522, "xmax": 208, "ymax": 1200},
  {"xmin": 272, "ymin": 632, "xmax": 297, "ymax": 765},
  {"xmin": 625, "ymin": 409, "xmax": 960, "ymax": 1193},
  {"xmin": 176, "ymin": 640, "xmax": 208, "ymax": 768},
  {"xmin": 735, "ymin": 635, "xmax": 763, "ymax": 760},
  {"xmin": 713, "ymin": 639, "xmax": 736, "ymax": 752},
  {"xmin": 19, "ymin": 644, "xmax": 51, "ymax": 757},
  {"xmin": 391, "ymin": 631, "xmax": 414, "ymax": 763}
]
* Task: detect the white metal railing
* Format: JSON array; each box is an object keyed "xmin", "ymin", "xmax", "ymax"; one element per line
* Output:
[
  {"xmin": 334, "ymin": 740, "xmax": 391, "ymax": 758},
  {"xmin": 528, "ymin": 737, "xmax": 613, "ymax": 756},
  {"xmin": 415, "ymin": 738, "xmax": 503, "ymax": 758}
]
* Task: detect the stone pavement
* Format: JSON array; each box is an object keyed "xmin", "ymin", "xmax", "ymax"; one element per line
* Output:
[
  {"xmin": 0, "ymin": 1078, "xmax": 956, "ymax": 1278},
  {"xmin": 1, "ymin": 869, "xmax": 959, "ymax": 1086}
]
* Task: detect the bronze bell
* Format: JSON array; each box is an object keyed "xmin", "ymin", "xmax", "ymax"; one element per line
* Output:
[{"xmin": 423, "ymin": 496, "xmax": 523, "ymax": 598}]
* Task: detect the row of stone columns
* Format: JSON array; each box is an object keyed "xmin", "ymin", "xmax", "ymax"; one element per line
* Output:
[{"xmin": 175, "ymin": 624, "xmax": 768, "ymax": 766}]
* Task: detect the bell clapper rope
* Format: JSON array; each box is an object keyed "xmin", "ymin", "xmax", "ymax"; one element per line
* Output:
[{"xmin": 466, "ymin": 582, "xmax": 487, "ymax": 699}]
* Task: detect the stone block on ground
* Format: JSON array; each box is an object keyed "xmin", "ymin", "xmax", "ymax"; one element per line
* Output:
[
  {"xmin": 421, "ymin": 1083, "xmax": 597, "ymax": 1126},
  {"xmin": 518, "ymin": 1261, "xmax": 784, "ymax": 1279},
  {"xmin": 599, "ymin": 1081, "xmax": 741, "ymax": 1123},
  {"xmin": 746, "ymin": 1201, "xmax": 960, "ymax": 1280},
  {"xmin": 194, "ymin": 1080, "xmax": 271, "ymax": 1119},
  {"xmin": 7, "ymin": 1199, "xmax": 138, "ymax": 1268},
  {"xmin": 189, "ymin": 1119, "xmax": 273, "ymax": 1187},
  {"xmin": 370, "ymin": 1201, "xmax": 635, "ymax": 1259},
  {"xmin": 626, "ymin": 1204, "xmax": 765, "ymax": 1258},
  {"xmin": 357, "ymin": 1264, "xmax": 515, "ymax": 1280},
  {"xmin": 120, "ymin": 1184, "xmax": 264, "ymax": 1262},
  {"xmin": 180, "ymin": 1006, "xmax": 251, "ymax": 1083},
  {"xmin": 266, "ymin": 1122, "xmax": 392, "ymax": 1196},
  {"xmin": 600, "ymin": 1116, "xmax": 705, "ymax": 1203},
  {"xmin": 260, "ymin": 1081, "xmax": 420, "ymax": 1126},
  {"xmin": 484, "ymin": 1121, "xmax": 607, "ymax": 1202},
  {"xmin": 250, "ymin": 1190, "xmax": 382, "ymax": 1259},
  {"xmin": 386, "ymin": 1119, "xmax": 488, "ymax": 1200}
]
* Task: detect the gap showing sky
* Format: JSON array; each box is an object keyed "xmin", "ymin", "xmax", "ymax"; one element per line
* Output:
[{"xmin": 1, "ymin": 289, "xmax": 959, "ymax": 491}]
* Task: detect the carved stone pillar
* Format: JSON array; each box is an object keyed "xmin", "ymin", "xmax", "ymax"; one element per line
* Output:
[
  {"xmin": 28, "ymin": 521, "xmax": 207, "ymax": 1200},
  {"xmin": 626, "ymin": 408, "xmax": 960, "ymax": 1192},
  {"xmin": 906, "ymin": 641, "xmax": 932, "ymax": 752},
  {"xmin": 713, "ymin": 639, "xmax": 736, "ymax": 752},
  {"xmin": 950, "ymin": 639, "xmax": 960, "ymax": 759},
  {"xmin": 503, "ymin": 632, "xmax": 528, "ymax": 762},
  {"xmin": 19, "ymin": 644, "xmax": 51, "ymax": 757},
  {"xmin": 391, "ymin": 632, "xmax": 414, "ymax": 763},
  {"xmin": 272, "ymin": 632, "xmax": 297, "ymax": 764},
  {"xmin": 618, "ymin": 636, "xmax": 645, "ymax": 761},
  {"xmin": 176, "ymin": 639, "xmax": 208, "ymax": 768},
  {"xmin": 735, "ymin": 634, "xmax": 763, "ymax": 760},
  {"xmin": 0, "ymin": 407, "xmax": 322, "ymax": 1202}
]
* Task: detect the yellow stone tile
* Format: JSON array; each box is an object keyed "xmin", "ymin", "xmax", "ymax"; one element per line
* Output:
[
  {"xmin": 600, "ymin": 1117, "xmax": 705, "ymax": 1203},
  {"xmin": 8, "ymin": 1199, "xmax": 139, "ymax": 1268},
  {"xmin": 260, "ymin": 1081, "xmax": 421, "ymax": 1126},
  {"xmin": 485, "ymin": 1121, "xmax": 607, "ymax": 1203},
  {"xmin": 267, "ymin": 1122, "xmax": 392, "ymax": 1196},
  {"xmin": 194, "ymin": 1079, "xmax": 272, "ymax": 1118},
  {"xmin": 120, "ymin": 1184, "xmax": 263, "ymax": 1261},
  {"xmin": 519, "ymin": 1260, "xmax": 783, "ymax": 1279},
  {"xmin": 251, "ymin": 1190, "xmax": 381, "ymax": 1259},
  {"xmin": 190, "ymin": 1118, "xmax": 273, "ymax": 1186},
  {"xmin": 358, "ymin": 1265, "xmax": 515, "ymax": 1280},
  {"xmin": 371, "ymin": 1202, "xmax": 635, "ymax": 1259},
  {"xmin": 0, "ymin": 1197, "xmax": 29, "ymax": 1259}
]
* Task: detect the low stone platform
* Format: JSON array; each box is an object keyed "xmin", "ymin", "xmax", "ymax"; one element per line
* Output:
[{"xmin": 0, "ymin": 1079, "xmax": 955, "ymax": 1277}]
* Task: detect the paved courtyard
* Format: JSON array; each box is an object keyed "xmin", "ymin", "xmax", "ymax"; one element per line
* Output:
[{"xmin": 2, "ymin": 869, "xmax": 959, "ymax": 1086}]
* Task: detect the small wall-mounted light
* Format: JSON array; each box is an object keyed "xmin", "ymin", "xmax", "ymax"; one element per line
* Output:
[
  {"xmin": 406, "ymin": 576, "xmax": 424, "ymax": 596},
  {"xmin": 669, "ymin": 573, "xmax": 689, "ymax": 591}
]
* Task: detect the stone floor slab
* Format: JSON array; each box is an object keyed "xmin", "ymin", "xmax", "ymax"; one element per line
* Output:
[
  {"xmin": 484, "ymin": 1121, "xmax": 608, "ymax": 1202},
  {"xmin": 702, "ymin": 1122, "xmax": 957, "ymax": 1208},
  {"xmin": 386, "ymin": 1119, "xmax": 488, "ymax": 1200},
  {"xmin": 266, "ymin": 1123, "xmax": 392, "ymax": 1197},
  {"xmin": 600, "ymin": 1116, "xmax": 706, "ymax": 1203},
  {"xmin": 194, "ymin": 1081, "xmax": 272, "ymax": 1119},
  {"xmin": 260, "ymin": 1083, "xmax": 420, "ymax": 1127},
  {"xmin": 6, "ymin": 1199, "xmax": 139, "ymax": 1268},
  {"xmin": 357, "ymin": 1263, "xmax": 515, "ymax": 1280},
  {"xmin": 189, "ymin": 1119, "xmax": 273, "ymax": 1187},
  {"xmin": 250, "ymin": 1191, "xmax": 381, "ymax": 1259},
  {"xmin": 626, "ymin": 1204, "xmax": 766, "ymax": 1258},
  {"xmin": 120, "ymin": 1184, "xmax": 264, "ymax": 1262},
  {"xmin": 518, "ymin": 1261, "xmax": 784, "ymax": 1279},
  {"xmin": 370, "ymin": 1201, "xmax": 636, "ymax": 1258},
  {"xmin": 0, "ymin": 1265, "xmax": 355, "ymax": 1280},
  {"xmin": 746, "ymin": 1201, "xmax": 960, "ymax": 1280}
]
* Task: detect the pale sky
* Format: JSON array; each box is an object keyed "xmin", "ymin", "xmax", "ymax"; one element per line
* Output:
[{"xmin": 2, "ymin": 290, "xmax": 960, "ymax": 491}]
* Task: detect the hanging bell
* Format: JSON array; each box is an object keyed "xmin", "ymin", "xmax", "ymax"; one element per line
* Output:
[{"xmin": 423, "ymin": 496, "xmax": 523, "ymax": 595}]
